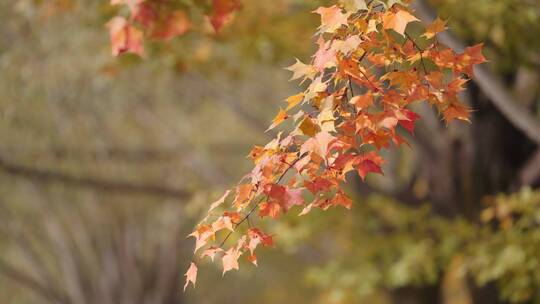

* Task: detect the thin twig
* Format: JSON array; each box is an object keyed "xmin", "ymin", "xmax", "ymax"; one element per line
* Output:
[{"xmin": 217, "ymin": 155, "xmax": 304, "ymax": 247}]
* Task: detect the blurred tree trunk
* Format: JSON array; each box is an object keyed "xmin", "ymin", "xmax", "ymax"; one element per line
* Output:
[{"xmin": 375, "ymin": 1, "xmax": 540, "ymax": 303}]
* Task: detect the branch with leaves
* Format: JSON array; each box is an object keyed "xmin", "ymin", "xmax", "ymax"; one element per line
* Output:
[
  {"xmin": 108, "ymin": 0, "xmax": 241, "ymax": 56},
  {"xmin": 412, "ymin": 0, "xmax": 540, "ymax": 146},
  {"xmin": 177, "ymin": 0, "xmax": 485, "ymax": 290}
]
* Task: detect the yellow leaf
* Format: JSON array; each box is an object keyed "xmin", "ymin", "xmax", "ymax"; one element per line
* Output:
[
  {"xmin": 266, "ymin": 109, "xmax": 289, "ymax": 132},
  {"xmin": 299, "ymin": 117, "xmax": 319, "ymax": 137},
  {"xmin": 382, "ymin": 10, "xmax": 419, "ymax": 36},
  {"xmin": 314, "ymin": 5, "xmax": 350, "ymax": 33},
  {"xmin": 285, "ymin": 93, "xmax": 304, "ymax": 111},
  {"xmin": 318, "ymin": 108, "xmax": 336, "ymax": 132},
  {"xmin": 286, "ymin": 59, "xmax": 317, "ymax": 81}
]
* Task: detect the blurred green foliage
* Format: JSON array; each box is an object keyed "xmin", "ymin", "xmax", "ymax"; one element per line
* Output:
[{"xmin": 299, "ymin": 188, "xmax": 540, "ymax": 303}]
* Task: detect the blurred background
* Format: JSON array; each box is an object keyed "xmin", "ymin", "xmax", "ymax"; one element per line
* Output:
[{"xmin": 1, "ymin": 0, "xmax": 540, "ymax": 303}]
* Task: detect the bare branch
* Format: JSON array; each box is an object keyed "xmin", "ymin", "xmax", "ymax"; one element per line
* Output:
[{"xmin": 0, "ymin": 156, "xmax": 193, "ymax": 199}]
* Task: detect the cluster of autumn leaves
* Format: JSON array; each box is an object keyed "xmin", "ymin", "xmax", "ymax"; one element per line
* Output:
[
  {"xmin": 178, "ymin": 0, "xmax": 486, "ymax": 291},
  {"xmin": 108, "ymin": 0, "xmax": 241, "ymax": 56},
  {"xmin": 103, "ymin": 0, "xmax": 488, "ymax": 291}
]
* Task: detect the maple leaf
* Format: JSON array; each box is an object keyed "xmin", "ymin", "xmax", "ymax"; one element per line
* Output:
[
  {"xmin": 150, "ymin": 10, "xmax": 191, "ymax": 41},
  {"xmin": 305, "ymin": 76, "xmax": 329, "ymax": 101},
  {"xmin": 248, "ymin": 228, "xmax": 273, "ymax": 247},
  {"xmin": 299, "ymin": 117, "xmax": 320, "ymax": 137},
  {"xmin": 299, "ymin": 202, "xmax": 315, "ymax": 216},
  {"xmin": 300, "ymin": 131, "xmax": 336, "ymax": 159},
  {"xmin": 465, "ymin": 43, "xmax": 487, "ymax": 65},
  {"xmin": 304, "ymin": 177, "xmax": 333, "ymax": 194},
  {"xmin": 265, "ymin": 184, "xmax": 287, "ymax": 202},
  {"xmin": 208, "ymin": 190, "xmax": 231, "ymax": 213},
  {"xmin": 313, "ymin": 37, "xmax": 337, "ymax": 72},
  {"xmin": 107, "ymin": 17, "xmax": 144, "ymax": 56},
  {"xmin": 377, "ymin": 116, "xmax": 399, "ymax": 130},
  {"xmin": 349, "ymin": 92, "xmax": 374, "ymax": 111},
  {"xmin": 259, "ymin": 201, "xmax": 281, "ymax": 219},
  {"xmin": 222, "ymin": 248, "xmax": 241, "ymax": 275},
  {"xmin": 314, "ymin": 5, "xmax": 349, "ymax": 34},
  {"xmin": 208, "ymin": 0, "xmax": 241, "ymax": 33},
  {"xmin": 283, "ymin": 188, "xmax": 304, "ymax": 211},
  {"xmin": 183, "ymin": 262, "xmax": 198, "ymax": 291},
  {"xmin": 189, "ymin": 224, "xmax": 214, "ymax": 252},
  {"xmin": 248, "ymin": 253, "xmax": 258, "ymax": 266},
  {"xmin": 212, "ymin": 212, "xmax": 241, "ymax": 233},
  {"xmin": 247, "ymin": 230, "xmax": 262, "ymax": 255},
  {"xmin": 382, "ymin": 70, "xmax": 418, "ymax": 89},
  {"xmin": 266, "ymin": 109, "xmax": 289, "ymax": 132},
  {"xmin": 233, "ymin": 184, "xmax": 252, "ymax": 209},
  {"xmin": 398, "ymin": 109, "xmax": 421, "ymax": 134},
  {"xmin": 201, "ymin": 247, "xmax": 224, "ymax": 262},
  {"xmin": 355, "ymin": 159, "xmax": 383, "ymax": 181},
  {"xmin": 443, "ymin": 103, "xmax": 471, "ymax": 123},
  {"xmin": 286, "ymin": 59, "xmax": 317, "ymax": 81},
  {"xmin": 332, "ymin": 191, "xmax": 353, "ymax": 209},
  {"xmin": 333, "ymin": 35, "xmax": 362, "ymax": 56},
  {"xmin": 318, "ymin": 108, "xmax": 336, "ymax": 133},
  {"xmin": 423, "ymin": 18, "xmax": 447, "ymax": 39},
  {"xmin": 382, "ymin": 9, "xmax": 419, "ymax": 36},
  {"xmin": 331, "ymin": 153, "xmax": 356, "ymax": 173},
  {"xmin": 133, "ymin": 2, "xmax": 158, "ymax": 27},
  {"xmin": 285, "ymin": 93, "xmax": 305, "ymax": 111},
  {"xmin": 211, "ymin": 215, "xmax": 233, "ymax": 232}
]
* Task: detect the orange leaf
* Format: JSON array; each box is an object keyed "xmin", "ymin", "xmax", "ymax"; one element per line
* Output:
[
  {"xmin": 107, "ymin": 17, "xmax": 144, "ymax": 56},
  {"xmin": 443, "ymin": 104, "xmax": 471, "ymax": 123},
  {"xmin": 332, "ymin": 191, "xmax": 352, "ymax": 209},
  {"xmin": 151, "ymin": 10, "xmax": 191, "ymax": 41},
  {"xmin": 259, "ymin": 201, "xmax": 281, "ymax": 219},
  {"xmin": 247, "ymin": 253, "xmax": 258, "ymax": 266},
  {"xmin": 233, "ymin": 184, "xmax": 252, "ymax": 209},
  {"xmin": 423, "ymin": 17, "xmax": 447, "ymax": 39},
  {"xmin": 349, "ymin": 92, "xmax": 374, "ymax": 111},
  {"xmin": 465, "ymin": 43, "xmax": 487, "ymax": 65}
]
